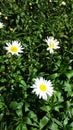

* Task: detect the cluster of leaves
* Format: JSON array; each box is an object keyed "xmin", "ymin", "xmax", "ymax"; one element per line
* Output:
[{"xmin": 0, "ymin": 0, "xmax": 73, "ymax": 130}]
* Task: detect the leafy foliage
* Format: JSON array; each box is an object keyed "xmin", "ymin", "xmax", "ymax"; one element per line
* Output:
[{"xmin": 0, "ymin": 0, "xmax": 73, "ymax": 130}]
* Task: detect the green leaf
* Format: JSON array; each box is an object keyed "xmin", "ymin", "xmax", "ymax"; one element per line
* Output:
[
  {"xmin": 63, "ymin": 118, "xmax": 68, "ymax": 126},
  {"xmin": 52, "ymin": 118, "xmax": 63, "ymax": 127},
  {"xmin": 66, "ymin": 71, "xmax": 73, "ymax": 79},
  {"xmin": 25, "ymin": 102, "xmax": 30, "ymax": 112},
  {"xmin": 9, "ymin": 101, "xmax": 23, "ymax": 110},
  {"xmin": 28, "ymin": 111, "xmax": 38, "ymax": 122},
  {"xmin": 24, "ymin": 117, "xmax": 32, "ymax": 125},
  {"xmin": 20, "ymin": 80, "xmax": 27, "ymax": 87},
  {"xmin": 0, "ymin": 113, "xmax": 4, "ymax": 121},
  {"xmin": 21, "ymin": 124, "xmax": 28, "ymax": 130},
  {"xmin": 9, "ymin": 101, "xmax": 18, "ymax": 110},
  {"xmin": 0, "ymin": 102, "xmax": 5, "ymax": 109},
  {"xmin": 70, "ymin": 122, "xmax": 73, "ymax": 127},
  {"xmin": 49, "ymin": 122, "xmax": 59, "ymax": 130},
  {"xmin": 40, "ymin": 105, "xmax": 51, "ymax": 112},
  {"xmin": 16, "ymin": 109, "xmax": 22, "ymax": 117},
  {"xmin": 39, "ymin": 116, "xmax": 49, "ymax": 129},
  {"xmin": 0, "ymin": 86, "xmax": 6, "ymax": 91}
]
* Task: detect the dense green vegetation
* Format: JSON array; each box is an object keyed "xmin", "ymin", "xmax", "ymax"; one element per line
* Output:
[{"xmin": 0, "ymin": 0, "xmax": 73, "ymax": 130}]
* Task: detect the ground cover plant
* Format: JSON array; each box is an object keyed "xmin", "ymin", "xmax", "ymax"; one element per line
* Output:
[{"xmin": 0, "ymin": 0, "xmax": 73, "ymax": 130}]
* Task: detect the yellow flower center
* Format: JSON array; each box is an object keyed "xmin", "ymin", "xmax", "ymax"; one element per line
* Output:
[
  {"xmin": 40, "ymin": 84, "xmax": 47, "ymax": 91},
  {"xmin": 10, "ymin": 46, "xmax": 18, "ymax": 52},
  {"xmin": 49, "ymin": 42, "xmax": 54, "ymax": 49}
]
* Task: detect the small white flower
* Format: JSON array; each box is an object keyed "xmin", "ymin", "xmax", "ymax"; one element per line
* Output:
[
  {"xmin": 61, "ymin": 1, "xmax": 66, "ymax": 6},
  {"xmin": 44, "ymin": 36, "xmax": 60, "ymax": 53},
  {"xmin": 31, "ymin": 77, "xmax": 54, "ymax": 100},
  {"xmin": 49, "ymin": 0, "xmax": 52, "ymax": 2},
  {"xmin": 5, "ymin": 41, "xmax": 23, "ymax": 55},
  {"xmin": 0, "ymin": 12, "xmax": 2, "ymax": 15},
  {"xmin": 4, "ymin": 16, "xmax": 8, "ymax": 20},
  {"xmin": 0, "ymin": 22, "xmax": 4, "ymax": 28}
]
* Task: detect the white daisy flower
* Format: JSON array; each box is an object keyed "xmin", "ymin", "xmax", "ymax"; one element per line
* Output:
[
  {"xmin": 5, "ymin": 41, "xmax": 23, "ymax": 55},
  {"xmin": 31, "ymin": 77, "xmax": 54, "ymax": 100},
  {"xmin": 0, "ymin": 22, "xmax": 4, "ymax": 29},
  {"xmin": 44, "ymin": 36, "xmax": 60, "ymax": 53}
]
